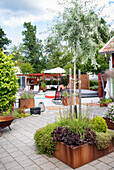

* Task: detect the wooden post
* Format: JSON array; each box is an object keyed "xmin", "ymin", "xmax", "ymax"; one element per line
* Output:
[
  {"xmin": 69, "ymin": 68, "xmax": 72, "ymax": 118},
  {"xmin": 60, "ymin": 74, "xmax": 62, "ymax": 85},
  {"xmin": 78, "ymin": 69, "xmax": 81, "ymax": 118},
  {"xmin": 74, "ymin": 44, "xmax": 76, "ymax": 108}
]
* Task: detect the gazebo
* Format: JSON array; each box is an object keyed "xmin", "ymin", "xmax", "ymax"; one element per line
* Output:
[{"xmin": 99, "ymin": 36, "xmax": 114, "ymax": 98}]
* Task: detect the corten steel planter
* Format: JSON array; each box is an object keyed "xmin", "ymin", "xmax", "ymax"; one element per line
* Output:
[
  {"xmin": 19, "ymin": 99, "xmax": 34, "ymax": 109},
  {"xmin": 62, "ymin": 96, "xmax": 79, "ymax": 106},
  {"xmin": 103, "ymin": 117, "xmax": 114, "ymax": 130},
  {"xmin": 100, "ymin": 103, "xmax": 106, "ymax": 107},
  {"xmin": 54, "ymin": 141, "xmax": 113, "ymax": 169},
  {"xmin": 0, "ymin": 116, "xmax": 15, "ymax": 137}
]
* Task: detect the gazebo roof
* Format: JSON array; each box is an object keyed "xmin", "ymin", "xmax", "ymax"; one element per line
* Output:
[{"xmin": 99, "ymin": 36, "xmax": 114, "ymax": 54}]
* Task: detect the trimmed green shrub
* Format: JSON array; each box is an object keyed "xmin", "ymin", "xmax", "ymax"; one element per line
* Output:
[
  {"xmin": 90, "ymin": 115, "xmax": 107, "ymax": 133},
  {"xmin": 34, "ymin": 123, "xmax": 57, "ymax": 156},
  {"xmin": 96, "ymin": 132, "xmax": 112, "ymax": 150},
  {"xmin": 0, "ymin": 50, "xmax": 18, "ymax": 112}
]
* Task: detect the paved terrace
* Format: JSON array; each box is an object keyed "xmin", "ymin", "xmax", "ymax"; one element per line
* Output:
[{"xmin": 0, "ymin": 98, "xmax": 114, "ymax": 170}]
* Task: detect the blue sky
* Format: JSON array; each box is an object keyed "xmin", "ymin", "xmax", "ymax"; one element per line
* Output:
[{"xmin": 0, "ymin": 0, "xmax": 114, "ymax": 47}]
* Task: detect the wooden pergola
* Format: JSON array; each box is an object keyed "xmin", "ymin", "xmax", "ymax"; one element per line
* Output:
[{"xmin": 28, "ymin": 73, "xmax": 62, "ymax": 85}]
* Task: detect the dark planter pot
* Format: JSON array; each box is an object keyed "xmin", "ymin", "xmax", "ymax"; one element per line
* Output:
[
  {"xmin": 30, "ymin": 107, "xmax": 41, "ymax": 115},
  {"xmin": 62, "ymin": 96, "xmax": 79, "ymax": 106},
  {"xmin": 54, "ymin": 141, "xmax": 113, "ymax": 169},
  {"xmin": 103, "ymin": 117, "xmax": 114, "ymax": 130},
  {"xmin": 19, "ymin": 99, "xmax": 34, "ymax": 109}
]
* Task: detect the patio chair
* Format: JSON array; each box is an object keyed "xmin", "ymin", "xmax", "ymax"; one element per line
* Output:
[{"xmin": 53, "ymin": 86, "xmax": 62, "ymax": 101}]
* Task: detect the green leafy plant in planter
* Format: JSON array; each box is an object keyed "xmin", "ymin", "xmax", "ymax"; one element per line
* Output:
[
  {"xmin": 34, "ymin": 112, "xmax": 113, "ymax": 157},
  {"xmin": 41, "ymin": 82, "xmax": 47, "ymax": 92},
  {"xmin": 96, "ymin": 132, "xmax": 112, "ymax": 150},
  {"xmin": 20, "ymin": 92, "xmax": 34, "ymax": 99},
  {"xmin": 105, "ymin": 99, "xmax": 112, "ymax": 105},
  {"xmin": 19, "ymin": 91, "xmax": 34, "ymax": 109},
  {"xmin": 90, "ymin": 115, "xmax": 107, "ymax": 133},
  {"xmin": 41, "ymin": 82, "xmax": 47, "ymax": 88}
]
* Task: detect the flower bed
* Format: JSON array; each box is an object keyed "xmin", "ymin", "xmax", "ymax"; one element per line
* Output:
[{"xmin": 34, "ymin": 113, "xmax": 114, "ymax": 168}]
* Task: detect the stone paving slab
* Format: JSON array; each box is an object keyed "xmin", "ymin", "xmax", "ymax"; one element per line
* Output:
[{"xmin": 0, "ymin": 109, "xmax": 113, "ymax": 170}]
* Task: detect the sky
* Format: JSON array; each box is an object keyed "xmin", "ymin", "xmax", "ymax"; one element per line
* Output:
[{"xmin": 0, "ymin": 0, "xmax": 114, "ymax": 47}]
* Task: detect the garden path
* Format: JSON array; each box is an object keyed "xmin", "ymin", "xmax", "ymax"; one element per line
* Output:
[{"xmin": 0, "ymin": 105, "xmax": 113, "ymax": 170}]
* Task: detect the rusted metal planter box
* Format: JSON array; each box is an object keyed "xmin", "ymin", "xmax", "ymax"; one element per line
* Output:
[
  {"xmin": 19, "ymin": 99, "xmax": 34, "ymax": 109},
  {"xmin": 62, "ymin": 96, "xmax": 79, "ymax": 106},
  {"xmin": 103, "ymin": 117, "xmax": 114, "ymax": 130},
  {"xmin": 54, "ymin": 141, "xmax": 113, "ymax": 169}
]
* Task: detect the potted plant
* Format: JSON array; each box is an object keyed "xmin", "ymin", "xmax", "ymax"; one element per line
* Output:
[
  {"xmin": 105, "ymin": 99, "xmax": 112, "ymax": 106},
  {"xmin": 103, "ymin": 103, "xmax": 114, "ymax": 130},
  {"xmin": 41, "ymin": 82, "xmax": 47, "ymax": 92},
  {"xmin": 19, "ymin": 92, "xmax": 34, "ymax": 109},
  {"xmin": 100, "ymin": 98, "xmax": 106, "ymax": 107},
  {"xmin": 62, "ymin": 91, "xmax": 79, "ymax": 105},
  {"xmin": 34, "ymin": 114, "xmax": 114, "ymax": 169}
]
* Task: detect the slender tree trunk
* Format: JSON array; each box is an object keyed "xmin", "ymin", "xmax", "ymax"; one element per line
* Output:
[
  {"xmin": 78, "ymin": 69, "xmax": 81, "ymax": 118},
  {"xmin": 74, "ymin": 44, "xmax": 77, "ymax": 112},
  {"xmin": 69, "ymin": 68, "xmax": 72, "ymax": 118}
]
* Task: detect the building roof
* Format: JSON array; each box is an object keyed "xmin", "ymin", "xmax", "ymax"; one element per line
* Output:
[{"xmin": 99, "ymin": 36, "xmax": 114, "ymax": 54}]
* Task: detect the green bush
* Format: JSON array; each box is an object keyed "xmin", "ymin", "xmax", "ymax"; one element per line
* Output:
[
  {"xmin": 0, "ymin": 50, "xmax": 18, "ymax": 112},
  {"xmin": 96, "ymin": 132, "xmax": 112, "ymax": 150},
  {"xmin": 90, "ymin": 115, "xmax": 107, "ymax": 133},
  {"xmin": 12, "ymin": 109, "xmax": 31, "ymax": 118},
  {"xmin": 90, "ymin": 85, "xmax": 98, "ymax": 90},
  {"xmin": 90, "ymin": 80, "xmax": 98, "ymax": 86},
  {"xmin": 34, "ymin": 123, "xmax": 57, "ymax": 156},
  {"xmin": 105, "ymin": 99, "xmax": 112, "ymax": 104}
]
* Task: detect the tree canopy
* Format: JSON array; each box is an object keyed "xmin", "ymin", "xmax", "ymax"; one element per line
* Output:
[
  {"xmin": 22, "ymin": 22, "xmax": 47, "ymax": 73},
  {"xmin": 0, "ymin": 27, "xmax": 11, "ymax": 49},
  {"xmin": 45, "ymin": 0, "xmax": 110, "ymax": 74}
]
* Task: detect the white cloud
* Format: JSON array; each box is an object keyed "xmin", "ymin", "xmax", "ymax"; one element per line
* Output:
[
  {"xmin": 0, "ymin": 0, "xmax": 63, "ymax": 27},
  {"xmin": 0, "ymin": 0, "xmax": 113, "ymax": 28},
  {"xmin": 0, "ymin": 0, "xmax": 113, "ymax": 46}
]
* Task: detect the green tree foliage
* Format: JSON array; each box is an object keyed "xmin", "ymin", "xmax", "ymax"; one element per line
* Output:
[
  {"xmin": 45, "ymin": 0, "xmax": 110, "ymax": 73},
  {"xmin": 0, "ymin": 50, "xmax": 18, "ymax": 112},
  {"xmin": 22, "ymin": 22, "xmax": 47, "ymax": 73},
  {"xmin": 45, "ymin": 36, "xmax": 73, "ymax": 70},
  {"xmin": 19, "ymin": 62, "xmax": 33, "ymax": 75},
  {"xmin": 0, "ymin": 27, "xmax": 11, "ymax": 49}
]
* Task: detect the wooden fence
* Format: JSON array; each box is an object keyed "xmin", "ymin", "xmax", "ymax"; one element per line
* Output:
[{"xmin": 67, "ymin": 74, "xmax": 90, "ymax": 89}]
